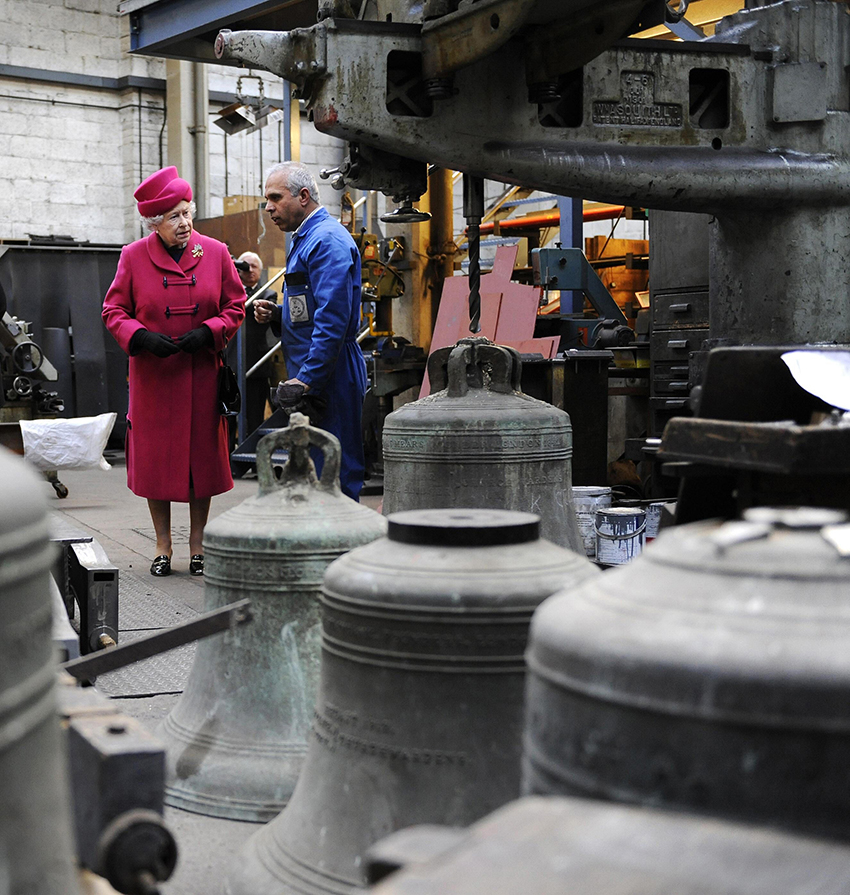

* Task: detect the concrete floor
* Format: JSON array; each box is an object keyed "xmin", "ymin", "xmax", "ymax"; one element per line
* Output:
[{"xmin": 48, "ymin": 456, "xmax": 381, "ymax": 895}]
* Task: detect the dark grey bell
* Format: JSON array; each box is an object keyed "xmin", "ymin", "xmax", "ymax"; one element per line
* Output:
[
  {"xmin": 0, "ymin": 447, "xmax": 80, "ymax": 893},
  {"xmin": 383, "ymin": 337, "xmax": 585, "ymax": 554},
  {"xmin": 157, "ymin": 414, "xmax": 387, "ymax": 821},
  {"xmin": 225, "ymin": 507, "xmax": 598, "ymax": 895},
  {"xmin": 364, "ymin": 796, "xmax": 850, "ymax": 895},
  {"xmin": 523, "ymin": 506, "xmax": 850, "ymax": 840}
]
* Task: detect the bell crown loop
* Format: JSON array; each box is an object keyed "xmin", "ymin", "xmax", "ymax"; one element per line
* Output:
[
  {"xmin": 256, "ymin": 412, "xmax": 342, "ymax": 497},
  {"xmin": 429, "ymin": 337, "xmax": 522, "ymax": 397}
]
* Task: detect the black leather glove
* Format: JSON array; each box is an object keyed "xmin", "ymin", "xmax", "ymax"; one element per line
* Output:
[
  {"xmin": 133, "ymin": 330, "xmax": 180, "ymax": 358},
  {"xmin": 176, "ymin": 325, "xmax": 213, "ymax": 354},
  {"xmin": 274, "ymin": 382, "xmax": 306, "ymax": 408}
]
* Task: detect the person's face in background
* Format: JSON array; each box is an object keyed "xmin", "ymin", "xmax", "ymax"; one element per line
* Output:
[
  {"xmin": 154, "ymin": 200, "xmax": 193, "ymax": 247},
  {"xmin": 239, "ymin": 255, "xmax": 262, "ymax": 291}
]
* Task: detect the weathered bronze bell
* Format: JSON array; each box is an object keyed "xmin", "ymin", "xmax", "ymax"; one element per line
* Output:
[
  {"xmin": 157, "ymin": 414, "xmax": 387, "ymax": 822},
  {"xmin": 0, "ymin": 448, "xmax": 80, "ymax": 893},
  {"xmin": 365, "ymin": 796, "xmax": 850, "ymax": 895},
  {"xmin": 382, "ymin": 338, "xmax": 585, "ymax": 554},
  {"xmin": 523, "ymin": 507, "xmax": 850, "ymax": 839},
  {"xmin": 225, "ymin": 507, "xmax": 599, "ymax": 895}
]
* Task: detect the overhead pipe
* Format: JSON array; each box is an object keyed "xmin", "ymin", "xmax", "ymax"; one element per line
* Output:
[{"xmin": 477, "ymin": 204, "xmax": 628, "ymax": 235}]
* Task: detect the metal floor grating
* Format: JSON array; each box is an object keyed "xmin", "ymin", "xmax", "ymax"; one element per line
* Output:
[
  {"xmin": 118, "ymin": 570, "xmax": 199, "ymax": 631},
  {"xmin": 94, "ymin": 569, "xmax": 199, "ymax": 699},
  {"xmin": 95, "ymin": 632, "xmax": 196, "ymax": 698}
]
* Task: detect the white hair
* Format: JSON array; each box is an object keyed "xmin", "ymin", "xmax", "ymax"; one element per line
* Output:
[
  {"xmin": 238, "ymin": 251, "xmax": 263, "ymax": 269},
  {"xmin": 141, "ymin": 200, "xmax": 197, "ymax": 231},
  {"xmin": 265, "ymin": 162, "xmax": 320, "ymax": 203}
]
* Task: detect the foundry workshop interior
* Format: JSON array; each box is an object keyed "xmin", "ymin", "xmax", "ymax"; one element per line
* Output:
[{"xmin": 3, "ymin": 0, "xmax": 850, "ymax": 893}]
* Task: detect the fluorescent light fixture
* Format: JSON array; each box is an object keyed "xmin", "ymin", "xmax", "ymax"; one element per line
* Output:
[{"xmin": 213, "ymin": 102, "xmax": 257, "ymax": 135}]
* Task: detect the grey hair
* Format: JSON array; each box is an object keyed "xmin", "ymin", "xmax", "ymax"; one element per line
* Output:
[
  {"xmin": 265, "ymin": 162, "xmax": 319, "ymax": 203},
  {"xmin": 238, "ymin": 251, "xmax": 263, "ymax": 269},
  {"xmin": 141, "ymin": 200, "xmax": 197, "ymax": 231}
]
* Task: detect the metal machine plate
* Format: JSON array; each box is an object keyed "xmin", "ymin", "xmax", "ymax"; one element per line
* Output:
[{"xmin": 94, "ymin": 632, "xmax": 197, "ymax": 698}]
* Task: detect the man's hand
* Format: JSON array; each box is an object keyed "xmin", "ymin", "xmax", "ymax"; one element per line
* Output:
[
  {"xmin": 285, "ymin": 377, "xmax": 309, "ymax": 393},
  {"xmin": 274, "ymin": 378, "xmax": 311, "ymax": 409},
  {"xmin": 253, "ymin": 299, "xmax": 277, "ymax": 324}
]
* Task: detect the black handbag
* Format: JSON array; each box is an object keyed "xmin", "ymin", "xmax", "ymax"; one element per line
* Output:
[{"xmin": 218, "ymin": 351, "xmax": 241, "ymax": 417}]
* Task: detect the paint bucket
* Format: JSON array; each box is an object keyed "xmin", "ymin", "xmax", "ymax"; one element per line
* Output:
[
  {"xmin": 572, "ymin": 486, "xmax": 613, "ymax": 557},
  {"xmin": 645, "ymin": 500, "xmax": 676, "ymax": 541},
  {"xmin": 595, "ymin": 506, "xmax": 646, "ymax": 566}
]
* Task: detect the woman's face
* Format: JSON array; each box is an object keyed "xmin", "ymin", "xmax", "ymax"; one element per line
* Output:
[{"xmin": 155, "ymin": 200, "xmax": 193, "ymax": 248}]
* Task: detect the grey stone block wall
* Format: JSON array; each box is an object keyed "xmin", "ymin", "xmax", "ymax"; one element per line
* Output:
[{"xmin": 0, "ymin": 0, "xmax": 347, "ymax": 244}]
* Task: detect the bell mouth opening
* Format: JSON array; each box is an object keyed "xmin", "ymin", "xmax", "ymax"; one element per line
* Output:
[{"xmin": 386, "ymin": 508, "xmax": 540, "ymax": 547}]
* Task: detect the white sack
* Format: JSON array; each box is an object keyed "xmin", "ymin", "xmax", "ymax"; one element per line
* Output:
[{"xmin": 19, "ymin": 412, "xmax": 117, "ymax": 471}]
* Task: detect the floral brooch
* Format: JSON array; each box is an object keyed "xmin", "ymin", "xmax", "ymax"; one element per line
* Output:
[{"xmin": 192, "ymin": 244, "xmax": 204, "ymax": 258}]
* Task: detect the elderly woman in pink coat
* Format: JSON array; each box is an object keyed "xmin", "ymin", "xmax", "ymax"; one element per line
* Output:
[{"xmin": 103, "ymin": 167, "xmax": 245, "ymax": 577}]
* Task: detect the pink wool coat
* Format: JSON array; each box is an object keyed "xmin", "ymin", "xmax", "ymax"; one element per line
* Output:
[{"xmin": 103, "ymin": 231, "xmax": 245, "ymax": 502}]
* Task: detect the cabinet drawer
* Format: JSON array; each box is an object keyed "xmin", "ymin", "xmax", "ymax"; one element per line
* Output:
[
  {"xmin": 651, "ymin": 328, "xmax": 709, "ymax": 362},
  {"xmin": 653, "ymin": 377, "xmax": 691, "ymax": 397},
  {"xmin": 653, "ymin": 361, "xmax": 691, "ymax": 379},
  {"xmin": 650, "ymin": 396, "xmax": 690, "ymax": 411},
  {"xmin": 653, "ymin": 291, "xmax": 710, "ymax": 329}
]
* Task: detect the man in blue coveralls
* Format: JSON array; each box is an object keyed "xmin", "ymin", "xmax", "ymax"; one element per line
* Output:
[{"xmin": 253, "ymin": 161, "xmax": 368, "ymax": 500}]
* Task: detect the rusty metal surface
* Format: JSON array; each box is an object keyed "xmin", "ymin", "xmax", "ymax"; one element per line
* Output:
[
  {"xmin": 659, "ymin": 417, "xmax": 850, "ymax": 474},
  {"xmin": 215, "ymin": 6, "xmax": 850, "ymax": 206},
  {"xmin": 214, "ymin": 1, "xmax": 850, "ymax": 348}
]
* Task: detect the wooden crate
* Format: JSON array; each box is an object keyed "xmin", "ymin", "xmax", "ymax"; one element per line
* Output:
[
  {"xmin": 224, "ymin": 195, "xmax": 266, "ymax": 216},
  {"xmin": 194, "ymin": 208, "xmax": 287, "ymax": 270}
]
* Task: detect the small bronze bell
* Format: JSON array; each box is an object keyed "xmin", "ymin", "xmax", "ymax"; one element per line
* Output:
[
  {"xmin": 383, "ymin": 338, "xmax": 585, "ymax": 554},
  {"xmin": 157, "ymin": 414, "xmax": 387, "ymax": 822}
]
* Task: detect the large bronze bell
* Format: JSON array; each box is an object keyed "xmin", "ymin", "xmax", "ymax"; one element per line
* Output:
[
  {"xmin": 382, "ymin": 338, "xmax": 585, "ymax": 554},
  {"xmin": 157, "ymin": 414, "xmax": 387, "ymax": 822},
  {"xmin": 226, "ymin": 507, "xmax": 599, "ymax": 895},
  {"xmin": 0, "ymin": 447, "xmax": 80, "ymax": 893},
  {"xmin": 523, "ymin": 507, "xmax": 850, "ymax": 840}
]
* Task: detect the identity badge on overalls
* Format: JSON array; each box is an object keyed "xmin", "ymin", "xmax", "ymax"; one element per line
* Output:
[{"xmin": 286, "ymin": 271, "xmax": 310, "ymax": 324}]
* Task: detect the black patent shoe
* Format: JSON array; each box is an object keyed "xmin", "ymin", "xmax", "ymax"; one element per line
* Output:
[
  {"xmin": 189, "ymin": 554, "xmax": 205, "ymax": 576},
  {"xmin": 150, "ymin": 554, "xmax": 171, "ymax": 577}
]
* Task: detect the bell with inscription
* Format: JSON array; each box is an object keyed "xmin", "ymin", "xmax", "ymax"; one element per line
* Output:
[
  {"xmin": 383, "ymin": 338, "xmax": 584, "ymax": 554},
  {"xmin": 524, "ymin": 507, "xmax": 850, "ymax": 840},
  {"xmin": 225, "ymin": 507, "xmax": 599, "ymax": 895},
  {"xmin": 157, "ymin": 414, "xmax": 387, "ymax": 822},
  {"xmin": 0, "ymin": 448, "xmax": 80, "ymax": 894}
]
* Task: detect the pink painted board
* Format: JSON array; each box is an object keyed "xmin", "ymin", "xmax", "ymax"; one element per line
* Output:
[
  {"xmin": 494, "ymin": 281, "xmax": 542, "ymax": 344},
  {"xmin": 419, "ymin": 244, "xmax": 530, "ymax": 398},
  {"xmin": 419, "ymin": 288, "xmax": 502, "ymax": 397}
]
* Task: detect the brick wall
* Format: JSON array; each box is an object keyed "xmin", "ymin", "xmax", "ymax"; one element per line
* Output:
[{"xmin": 0, "ymin": 0, "xmax": 347, "ymax": 245}]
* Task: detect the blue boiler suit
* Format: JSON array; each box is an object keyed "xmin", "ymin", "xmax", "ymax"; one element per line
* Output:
[{"xmin": 280, "ymin": 207, "xmax": 367, "ymax": 500}]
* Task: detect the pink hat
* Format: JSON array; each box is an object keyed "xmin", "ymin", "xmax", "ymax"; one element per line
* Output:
[{"xmin": 134, "ymin": 166, "xmax": 193, "ymax": 217}]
